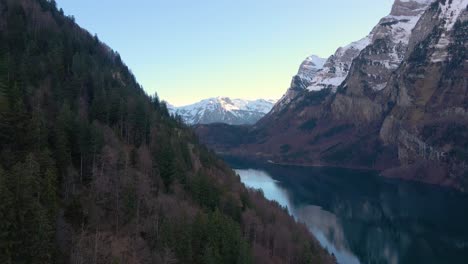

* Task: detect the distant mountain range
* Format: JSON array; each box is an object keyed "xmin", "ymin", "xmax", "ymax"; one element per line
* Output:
[{"xmin": 169, "ymin": 97, "xmax": 277, "ymax": 125}]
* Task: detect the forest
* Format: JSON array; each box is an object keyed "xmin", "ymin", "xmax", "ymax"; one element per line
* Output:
[{"xmin": 0, "ymin": 0, "xmax": 333, "ymax": 263}]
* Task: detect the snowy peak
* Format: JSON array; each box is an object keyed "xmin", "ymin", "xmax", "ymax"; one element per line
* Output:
[
  {"xmin": 339, "ymin": 0, "xmax": 436, "ymax": 92},
  {"xmin": 297, "ymin": 55, "xmax": 327, "ymax": 81},
  {"xmin": 170, "ymin": 97, "xmax": 277, "ymax": 125},
  {"xmin": 320, "ymin": 0, "xmax": 436, "ymax": 89},
  {"xmin": 303, "ymin": 55, "xmax": 327, "ymax": 69},
  {"xmin": 215, "ymin": 97, "xmax": 276, "ymax": 113},
  {"xmin": 271, "ymin": 0, "xmax": 437, "ymax": 114},
  {"xmin": 306, "ymin": 35, "xmax": 373, "ymax": 92},
  {"xmin": 373, "ymin": 0, "xmax": 435, "ymax": 46},
  {"xmin": 310, "ymin": 0, "xmax": 435, "ymax": 92},
  {"xmin": 274, "ymin": 54, "xmax": 326, "ymax": 108},
  {"xmin": 391, "ymin": 0, "xmax": 435, "ymax": 16}
]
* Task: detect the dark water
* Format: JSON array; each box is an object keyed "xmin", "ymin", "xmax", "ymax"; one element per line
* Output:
[{"xmin": 228, "ymin": 159, "xmax": 468, "ymax": 264}]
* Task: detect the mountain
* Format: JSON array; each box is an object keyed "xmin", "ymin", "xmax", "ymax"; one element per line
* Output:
[
  {"xmin": 0, "ymin": 1, "xmax": 333, "ymax": 263},
  {"xmin": 169, "ymin": 97, "xmax": 277, "ymax": 125},
  {"xmin": 196, "ymin": 0, "xmax": 468, "ymax": 190},
  {"xmin": 274, "ymin": 55, "xmax": 327, "ymax": 109},
  {"xmin": 272, "ymin": 0, "xmax": 433, "ymax": 114}
]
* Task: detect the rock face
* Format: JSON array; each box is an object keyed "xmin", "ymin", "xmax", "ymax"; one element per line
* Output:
[
  {"xmin": 169, "ymin": 97, "xmax": 277, "ymax": 125},
  {"xmin": 272, "ymin": 55, "xmax": 326, "ymax": 111},
  {"xmin": 328, "ymin": 0, "xmax": 436, "ymax": 123},
  {"xmin": 378, "ymin": 0, "xmax": 468, "ymax": 188},
  {"xmin": 297, "ymin": 55, "xmax": 327, "ymax": 82},
  {"xmin": 271, "ymin": 0, "xmax": 433, "ymax": 115},
  {"xmin": 196, "ymin": 0, "xmax": 468, "ymax": 190}
]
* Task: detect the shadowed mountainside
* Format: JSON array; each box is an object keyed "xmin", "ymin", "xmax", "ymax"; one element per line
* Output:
[{"xmin": 0, "ymin": 0, "xmax": 334, "ymax": 263}]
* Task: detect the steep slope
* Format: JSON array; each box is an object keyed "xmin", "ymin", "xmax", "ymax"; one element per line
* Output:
[
  {"xmin": 272, "ymin": 55, "xmax": 327, "ymax": 110},
  {"xmin": 169, "ymin": 97, "xmax": 276, "ymax": 125},
  {"xmin": 379, "ymin": 0, "xmax": 468, "ymax": 187},
  {"xmin": 0, "ymin": 1, "xmax": 333, "ymax": 263},
  {"xmin": 196, "ymin": 0, "xmax": 468, "ymax": 190},
  {"xmin": 271, "ymin": 0, "xmax": 433, "ymax": 115},
  {"xmin": 297, "ymin": 55, "xmax": 327, "ymax": 82}
]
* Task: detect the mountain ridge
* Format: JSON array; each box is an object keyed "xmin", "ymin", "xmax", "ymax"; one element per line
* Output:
[
  {"xmin": 169, "ymin": 97, "xmax": 277, "ymax": 125},
  {"xmin": 271, "ymin": 0, "xmax": 435, "ymax": 115}
]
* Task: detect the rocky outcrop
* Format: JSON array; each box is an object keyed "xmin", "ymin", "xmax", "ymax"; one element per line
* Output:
[
  {"xmin": 330, "ymin": 0, "xmax": 435, "ymax": 123},
  {"xmin": 272, "ymin": 55, "xmax": 326, "ymax": 112},
  {"xmin": 272, "ymin": 0, "xmax": 435, "ymax": 121},
  {"xmin": 297, "ymin": 55, "xmax": 327, "ymax": 82}
]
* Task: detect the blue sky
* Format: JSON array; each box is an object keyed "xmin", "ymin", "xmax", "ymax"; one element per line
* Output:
[{"xmin": 56, "ymin": 0, "xmax": 393, "ymax": 106}]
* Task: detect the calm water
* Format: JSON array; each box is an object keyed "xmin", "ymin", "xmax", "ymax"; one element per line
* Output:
[{"xmin": 229, "ymin": 160, "xmax": 468, "ymax": 264}]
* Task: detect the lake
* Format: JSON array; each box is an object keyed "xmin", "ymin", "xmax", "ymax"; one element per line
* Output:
[{"xmin": 228, "ymin": 159, "xmax": 468, "ymax": 264}]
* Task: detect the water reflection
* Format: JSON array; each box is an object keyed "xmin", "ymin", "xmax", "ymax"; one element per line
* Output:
[
  {"xmin": 234, "ymin": 163, "xmax": 468, "ymax": 264},
  {"xmin": 236, "ymin": 168, "xmax": 361, "ymax": 264},
  {"xmin": 295, "ymin": 205, "xmax": 361, "ymax": 264},
  {"xmin": 236, "ymin": 169, "xmax": 292, "ymax": 210}
]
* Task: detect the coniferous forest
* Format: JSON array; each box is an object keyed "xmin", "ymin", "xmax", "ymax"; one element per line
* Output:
[{"xmin": 0, "ymin": 0, "xmax": 333, "ymax": 263}]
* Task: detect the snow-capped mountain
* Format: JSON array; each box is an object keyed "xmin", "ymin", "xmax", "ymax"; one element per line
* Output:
[
  {"xmin": 297, "ymin": 55, "xmax": 327, "ymax": 82},
  {"xmin": 272, "ymin": 0, "xmax": 434, "ymax": 113},
  {"xmin": 340, "ymin": 0, "xmax": 436, "ymax": 92},
  {"xmin": 311, "ymin": 0, "xmax": 434, "ymax": 92},
  {"xmin": 272, "ymin": 55, "xmax": 327, "ymax": 110},
  {"xmin": 169, "ymin": 97, "xmax": 277, "ymax": 125},
  {"xmin": 306, "ymin": 35, "xmax": 373, "ymax": 92}
]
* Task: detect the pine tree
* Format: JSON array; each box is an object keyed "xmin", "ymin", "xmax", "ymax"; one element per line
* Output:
[
  {"xmin": 0, "ymin": 44, "xmax": 9, "ymax": 113},
  {"xmin": 55, "ymin": 103, "xmax": 73, "ymax": 172},
  {"xmin": 0, "ymin": 167, "xmax": 15, "ymax": 264},
  {"xmin": 202, "ymin": 246, "xmax": 218, "ymax": 264},
  {"xmin": 159, "ymin": 146, "xmax": 176, "ymax": 191}
]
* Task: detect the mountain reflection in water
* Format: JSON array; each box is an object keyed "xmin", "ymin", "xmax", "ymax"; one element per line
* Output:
[{"xmin": 232, "ymin": 161, "xmax": 468, "ymax": 264}]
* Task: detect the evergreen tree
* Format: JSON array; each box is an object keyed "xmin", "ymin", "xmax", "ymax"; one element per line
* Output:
[
  {"xmin": 0, "ymin": 167, "xmax": 15, "ymax": 264},
  {"xmin": 55, "ymin": 102, "xmax": 73, "ymax": 172},
  {"xmin": 159, "ymin": 146, "xmax": 176, "ymax": 191},
  {"xmin": 0, "ymin": 44, "xmax": 9, "ymax": 112}
]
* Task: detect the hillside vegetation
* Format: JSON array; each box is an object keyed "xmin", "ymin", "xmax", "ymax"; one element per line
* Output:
[{"xmin": 0, "ymin": 0, "xmax": 333, "ymax": 263}]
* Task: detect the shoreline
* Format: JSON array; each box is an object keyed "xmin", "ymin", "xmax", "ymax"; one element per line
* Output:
[
  {"xmin": 220, "ymin": 153, "xmax": 466, "ymax": 193},
  {"xmin": 220, "ymin": 153, "xmax": 381, "ymax": 172},
  {"xmin": 265, "ymin": 160, "xmax": 381, "ymax": 172}
]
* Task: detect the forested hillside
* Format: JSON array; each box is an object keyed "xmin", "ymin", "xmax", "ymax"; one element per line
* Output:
[{"xmin": 0, "ymin": 0, "xmax": 333, "ymax": 263}]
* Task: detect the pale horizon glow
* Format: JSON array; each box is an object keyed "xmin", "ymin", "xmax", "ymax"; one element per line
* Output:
[{"xmin": 56, "ymin": 0, "xmax": 393, "ymax": 106}]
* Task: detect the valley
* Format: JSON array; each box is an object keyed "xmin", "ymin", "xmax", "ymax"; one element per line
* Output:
[
  {"xmin": 1, "ymin": 0, "xmax": 467, "ymax": 263},
  {"xmin": 196, "ymin": 0, "xmax": 468, "ymax": 191}
]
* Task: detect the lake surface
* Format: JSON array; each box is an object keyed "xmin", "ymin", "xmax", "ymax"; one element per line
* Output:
[{"xmin": 229, "ymin": 159, "xmax": 468, "ymax": 264}]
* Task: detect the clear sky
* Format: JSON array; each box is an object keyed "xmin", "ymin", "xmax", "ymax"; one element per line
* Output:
[{"xmin": 56, "ymin": 0, "xmax": 393, "ymax": 106}]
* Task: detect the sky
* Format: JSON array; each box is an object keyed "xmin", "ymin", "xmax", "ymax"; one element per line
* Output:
[{"xmin": 56, "ymin": 0, "xmax": 394, "ymax": 106}]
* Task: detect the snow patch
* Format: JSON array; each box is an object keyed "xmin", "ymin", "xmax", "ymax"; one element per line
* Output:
[
  {"xmin": 400, "ymin": 0, "xmax": 433, "ymax": 3},
  {"xmin": 431, "ymin": 0, "xmax": 468, "ymax": 62},
  {"xmin": 305, "ymin": 34, "xmax": 373, "ymax": 92}
]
